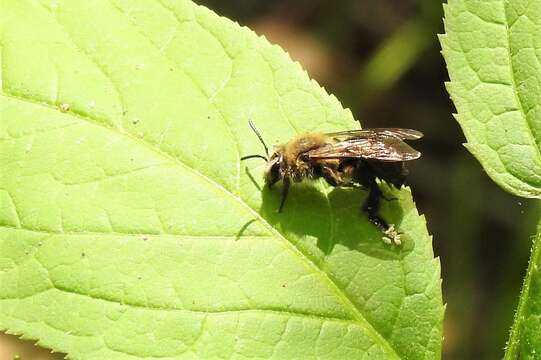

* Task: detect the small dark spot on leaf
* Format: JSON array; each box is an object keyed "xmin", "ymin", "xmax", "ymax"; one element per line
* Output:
[
  {"xmin": 282, "ymin": 283, "xmax": 287, "ymax": 288},
  {"xmin": 81, "ymin": 252, "xmax": 86, "ymax": 257},
  {"xmin": 170, "ymin": 68, "xmax": 174, "ymax": 71}
]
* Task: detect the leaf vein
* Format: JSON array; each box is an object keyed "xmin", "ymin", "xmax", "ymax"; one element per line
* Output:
[
  {"xmin": 39, "ymin": 3, "xmax": 127, "ymax": 132},
  {"xmin": 501, "ymin": 4, "xmax": 541, "ymax": 160},
  {"xmin": 0, "ymin": 224, "xmax": 273, "ymax": 239},
  {"xmin": 112, "ymin": 0, "xmax": 242, "ymax": 194},
  {"xmin": 3, "ymin": 287, "xmax": 363, "ymax": 326}
]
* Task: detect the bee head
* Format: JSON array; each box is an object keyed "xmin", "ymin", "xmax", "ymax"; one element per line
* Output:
[
  {"xmin": 240, "ymin": 121, "xmax": 293, "ymax": 187},
  {"xmin": 264, "ymin": 150, "xmax": 283, "ymax": 186}
]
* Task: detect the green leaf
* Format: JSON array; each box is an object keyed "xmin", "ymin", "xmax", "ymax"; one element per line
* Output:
[
  {"xmin": 0, "ymin": 0, "xmax": 443, "ymax": 359},
  {"xmin": 505, "ymin": 219, "xmax": 541, "ymax": 359},
  {"xmin": 441, "ymin": 0, "xmax": 541, "ymax": 198}
]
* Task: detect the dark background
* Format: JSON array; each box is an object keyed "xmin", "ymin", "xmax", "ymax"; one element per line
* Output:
[{"xmin": 1, "ymin": 1, "xmax": 537, "ymax": 359}]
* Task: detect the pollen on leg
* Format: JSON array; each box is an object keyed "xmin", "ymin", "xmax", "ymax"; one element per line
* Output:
[{"xmin": 383, "ymin": 224, "xmax": 401, "ymax": 246}]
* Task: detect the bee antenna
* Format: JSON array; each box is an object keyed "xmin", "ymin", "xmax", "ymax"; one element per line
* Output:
[
  {"xmin": 240, "ymin": 154, "xmax": 268, "ymax": 161},
  {"xmin": 248, "ymin": 120, "xmax": 269, "ymax": 158}
]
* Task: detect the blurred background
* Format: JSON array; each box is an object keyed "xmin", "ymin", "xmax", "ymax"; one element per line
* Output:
[{"xmin": 1, "ymin": 1, "xmax": 538, "ymax": 359}]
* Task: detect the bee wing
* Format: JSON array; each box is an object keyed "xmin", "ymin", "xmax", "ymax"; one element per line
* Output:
[
  {"xmin": 307, "ymin": 137, "xmax": 421, "ymax": 162},
  {"xmin": 327, "ymin": 128, "xmax": 423, "ymax": 141}
]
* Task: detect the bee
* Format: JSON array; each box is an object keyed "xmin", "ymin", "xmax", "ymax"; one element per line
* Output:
[{"xmin": 241, "ymin": 121, "xmax": 423, "ymax": 244}]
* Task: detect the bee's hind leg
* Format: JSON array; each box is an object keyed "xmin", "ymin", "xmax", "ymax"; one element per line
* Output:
[
  {"xmin": 363, "ymin": 181, "xmax": 401, "ymax": 245},
  {"xmin": 363, "ymin": 182, "xmax": 386, "ymax": 229}
]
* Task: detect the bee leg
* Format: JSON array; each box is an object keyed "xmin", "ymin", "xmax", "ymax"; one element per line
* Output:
[
  {"xmin": 380, "ymin": 193, "xmax": 398, "ymax": 202},
  {"xmin": 380, "ymin": 181, "xmax": 400, "ymax": 201},
  {"xmin": 363, "ymin": 182, "xmax": 386, "ymax": 229},
  {"xmin": 278, "ymin": 178, "xmax": 290, "ymax": 213},
  {"xmin": 363, "ymin": 181, "xmax": 401, "ymax": 245},
  {"xmin": 321, "ymin": 168, "xmax": 342, "ymax": 187},
  {"xmin": 342, "ymin": 183, "xmax": 366, "ymax": 190}
]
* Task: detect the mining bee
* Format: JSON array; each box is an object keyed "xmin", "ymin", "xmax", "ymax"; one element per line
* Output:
[{"xmin": 241, "ymin": 121, "xmax": 423, "ymax": 245}]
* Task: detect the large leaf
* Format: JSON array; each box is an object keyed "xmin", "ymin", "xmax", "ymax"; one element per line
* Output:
[
  {"xmin": 0, "ymin": 0, "xmax": 443, "ymax": 359},
  {"xmin": 441, "ymin": 0, "xmax": 541, "ymax": 198}
]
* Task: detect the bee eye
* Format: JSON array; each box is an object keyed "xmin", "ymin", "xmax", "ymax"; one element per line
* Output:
[{"xmin": 265, "ymin": 157, "xmax": 281, "ymax": 186}]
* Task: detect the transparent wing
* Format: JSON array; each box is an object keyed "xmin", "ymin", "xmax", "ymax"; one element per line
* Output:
[
  {"xmin": 326, "ymin": 128, "xmax": 423, "ymax": 141},
  {"xmin": 307, "ymin": 137, "xmax": 421, "ymax": 162}
]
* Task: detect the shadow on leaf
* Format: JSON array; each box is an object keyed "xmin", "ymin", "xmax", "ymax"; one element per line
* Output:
[{"xmin": 256, "ymin": 179, "xmax": 413, "ymax": 260}]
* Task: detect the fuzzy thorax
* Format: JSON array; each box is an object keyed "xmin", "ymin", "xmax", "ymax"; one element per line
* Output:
[{"xmin": 266, "ymin": 133, "xmax": 330, "ymax": 182}]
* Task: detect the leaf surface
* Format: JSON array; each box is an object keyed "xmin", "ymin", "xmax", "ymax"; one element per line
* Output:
[
  {"xmin": 441, "ymin": 0, "xmax": 541, "ymax": 198},
  {"xmin": 0, "ymin": 1, "xmax": 443, "ymax": 359}
]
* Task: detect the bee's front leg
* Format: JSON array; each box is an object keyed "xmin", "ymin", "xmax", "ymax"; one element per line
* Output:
[{"xmin": 278, "ymin": 178, "xmax": 290, "ymax": 213}]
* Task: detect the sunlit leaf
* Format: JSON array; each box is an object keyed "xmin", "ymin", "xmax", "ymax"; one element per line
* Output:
[
  {"xmin": 0, "ymin": 0, "xmax": 443, "ymax": 358},
  {"xmin": 441, "ymin": 0, "xmax": 541, "ymax": 198}
]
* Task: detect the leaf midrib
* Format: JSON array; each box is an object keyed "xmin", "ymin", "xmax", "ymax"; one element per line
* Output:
[
  {"xmin": 501, "ymin": 3, "xmax": 541, "ymax": 164},
  {"xmin": 0, "ymin": 89, "xmax": 400, "ymax": 359}
]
